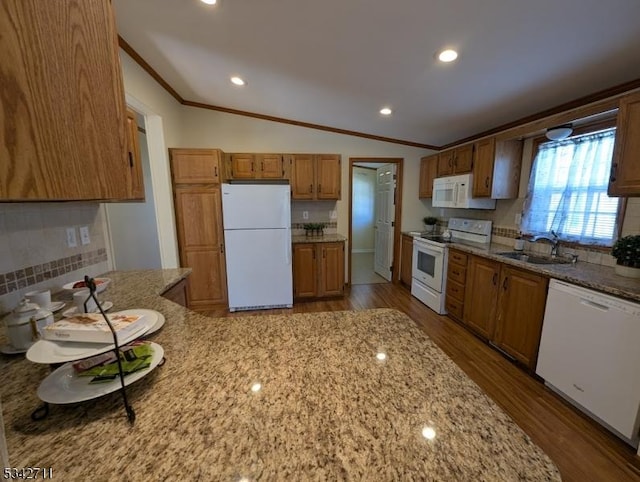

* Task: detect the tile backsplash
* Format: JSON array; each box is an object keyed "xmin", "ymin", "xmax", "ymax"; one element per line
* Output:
[
  {"xmin": 291, "ymin": 201, "xmax": 338, "ymax": 235},
  {"xmin": 0, "ymin": 203, "xmax": 110, "ymax": 314}
]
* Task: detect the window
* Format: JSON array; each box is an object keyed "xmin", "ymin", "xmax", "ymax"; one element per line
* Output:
[{"xmin": 521, "ymin": 127, "xmax": 621, "ymax": 247}]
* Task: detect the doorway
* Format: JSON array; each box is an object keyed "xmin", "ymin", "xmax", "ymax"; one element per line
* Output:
[{"xmin": 349, "ymin": 158, "xmax": 403, "ymax": 286}]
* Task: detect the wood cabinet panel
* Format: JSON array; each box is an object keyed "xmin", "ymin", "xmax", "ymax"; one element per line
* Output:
[
  {"xmin": 473, "ymin": 138, "xmax": 495, "ymax": 198},
  {"xmin": 609, "ymin": 91, "xmax": 640, "ymax": 196},
  {"xmin": 184, "ymin": 250, "xmax": 227, "ymax": 308},
  {"xmin": 400, "ymin": 234, "xmax": 414, "ymax": 286},
  {"xmin": 463, "ymin": 256, "xmax": 500, "ymax": 340},
  {"xmin": 446, "ymin": 279, "xmax": 465, "ymax": 303},
  {"xmin": 258, "ymin": 154, "xmax": 284, "ymax": 179},
  {"xmin": 445, "ymin": 248, "xmax": 468, "ymax": 322},
  {"xmin": 473, "ymin": 138, "xmax": 522, "ymax": 199},
  {"xmin": 231, "ymin": 154, "xmax": 255, "ymax": 179},
  {"xmin": 291, "ymin": 154, "xmax": 341, "ymax": 200},
  {"xmin": 319, "ymin": 242, "xmax": 345, "ymax": 296},
  {"xmin": 316, "ymin": 155, "xmax": 341, "ymax": 200},
  {"xmin": 293, "ymin": 241, "xmax": 344, "ymax": 299},
  {"xmin": 419, "ymin": 155, "xmax": 438, "ymax": 198},
  {"xmin": 494, "ymin": 266, "xmax": 548, "ymax": 368},
  {"xmin": 161, "ymin": 278, "xmax": 189, "ymax": 307},
  {"xmin": 291, "ymin": 155, "xmax": 315, "ymax": 199},
  {"xmin": 447, "ymin": 262, "xmax": 467, "ymax": 285},
  {"xmin": 125, "ymin": 109, "xmax": 145, "ymax": 200},
  {"xmin": 0, "ymin": 0, "xmax": 131, "ymax": 201},
  {"xmin": 437, "ymin": 151, "xmax": 455, "ymax": 176},
  {"xmin": 453, "ymin": 144, "xmax": 474, "ymax": 173},
  {"xmin": 170, "ymin": 148, "xmax": 221, "ymax": 184},
  {"xmin": 174, "ymin": 187, "xmax": 223, "ymax": 248},
  {"xmin": 293, "ymin": 244, "xmax": 318, "ymax": 298}
]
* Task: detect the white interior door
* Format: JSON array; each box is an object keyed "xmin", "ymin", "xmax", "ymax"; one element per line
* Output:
[{"xmin": 374, "ymin": 164, "xmax": 396, "ymax": 281}]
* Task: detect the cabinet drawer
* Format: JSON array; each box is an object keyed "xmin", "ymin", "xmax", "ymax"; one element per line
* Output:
[
  {"xmin": 449, "ymin": 250, "xmax": 468, "ymax": 266},
  {"xmin": 445, "ymin": 296, "xmax": 464, "ymax": 320},
  {"xmin": 446, "ymin": 279, "xmax": 465, "ymax": 303},
  {"xmin": 448, "ymin": 264, "xmax": 467, "ymax": 284}
]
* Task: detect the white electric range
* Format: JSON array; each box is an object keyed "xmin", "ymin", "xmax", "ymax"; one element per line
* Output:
[{"xmin": 411, "ymin": 218, "xmax": 492, "ymax": 314}]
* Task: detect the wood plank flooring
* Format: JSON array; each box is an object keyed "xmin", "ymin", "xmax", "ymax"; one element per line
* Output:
[{"xmin": 203, "ymin": 282, "xmax": 640, "ymax": 481}]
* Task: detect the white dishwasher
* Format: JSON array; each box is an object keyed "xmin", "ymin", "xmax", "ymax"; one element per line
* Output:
[{"xmin": 536, "ymin": 279, "xmax": 640, "ymax": 447}]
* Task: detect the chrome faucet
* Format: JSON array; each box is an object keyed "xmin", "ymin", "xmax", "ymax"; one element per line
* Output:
[{"xmin": 530, "ymin": 230, "xmax": 560, "ymax": 257}]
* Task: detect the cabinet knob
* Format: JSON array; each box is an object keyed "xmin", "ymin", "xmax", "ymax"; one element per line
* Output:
[
  {"xmin": 492, "ymin": 272, "xmax": 497, "ymax": 285},
  {"xmin": 502, "ymin": 276, "xmax": 508, "ymax": 291},
  {"xmin": 609, "ymin": 162, "xmax": 617, "ymax": 183},
  {"xmin": 309, "ymin": 184, "xmax": 313, "ymax": 193},
  {"xmin": 485, "ymin": 177, "xmax": 490, "ymax": 188}
]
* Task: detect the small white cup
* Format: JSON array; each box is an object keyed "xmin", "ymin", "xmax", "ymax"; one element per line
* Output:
[
  {"xmin": 73, "ymin": 289, "xmax": 98, "ymax": 313},
  {"xmin": 25, "ymin": 289, "xmax": 51, "ymax": 309}
]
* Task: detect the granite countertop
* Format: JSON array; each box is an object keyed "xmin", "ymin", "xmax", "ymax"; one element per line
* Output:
[
  {"xmin": 292, "ymin": 233, "xmax": 347, "ymax": 244},
  {"xmin": 1, "ymin": 269, "xmax": 559, "ymax": 480},
  {"xmin": 448, "ymin": 241, "xmax": 640, "ymax": 302}
]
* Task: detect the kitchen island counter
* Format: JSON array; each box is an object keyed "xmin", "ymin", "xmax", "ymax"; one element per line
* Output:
[{"xmin": 1, "ymin": 269, "xmax": 559, "ymax": 480}]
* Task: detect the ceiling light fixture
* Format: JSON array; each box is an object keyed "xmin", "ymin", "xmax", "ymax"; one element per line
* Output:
[
  {"xmin": 230, "ymin": 76, "xmax": 246, "ymax": 86},
  {"xmin": 201, "ymin": 0, "xmax": 218, "ymax": 5},
  {"xmin": 380, "ymin": 107, "xmax": 392, "ymax": 116},
  {"xmin": 546, "ymin": 124, "xmax": 573, "ymax": 141},
  {"xmin": 438, "ymin": 49, "xmax": 458, "ymax": 63}
]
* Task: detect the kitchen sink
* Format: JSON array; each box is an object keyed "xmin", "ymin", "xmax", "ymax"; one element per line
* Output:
[{"xmin": 496, "ymin": 251, "xmax": 571, "ymax": 265}]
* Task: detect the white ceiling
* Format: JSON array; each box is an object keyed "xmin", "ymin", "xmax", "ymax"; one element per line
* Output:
[{"xmin": 113, "ymin": 0, "xmax": 640, "ymax": 147}]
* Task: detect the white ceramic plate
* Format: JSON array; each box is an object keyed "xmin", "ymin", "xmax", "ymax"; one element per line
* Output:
[
  {"xmin": 143, "ymin": 311, "xmax": 165, "ymax": 336},
  {"xmin": 37, "ymin": 342, "xmax": 164, "ymax": 404},
  {"xmin": 47, "ymin": 301, "xmax": 66, "ymax": 313},
  {"xmin": 62, "ymin": 278, "xmax": 111, "ymax": 294},
  {"xmin": 26, "ymin": 309, "xmax": 159, "ymax": 364},
  {"xmin": 0, "ymin": 344, "xmax": 28, "ymax": 355},
  {"xmin": 62, "ymin": 301, "xmax": 113, "ymax": 318}
]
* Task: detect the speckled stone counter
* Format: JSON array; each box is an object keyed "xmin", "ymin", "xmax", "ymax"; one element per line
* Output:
[
  {"xmin": 448, "ymin": 241, "xmax": 640, "ymax": 302},
  {"xmin": 292, "ymin": 233, "xmax": 347, "ymax": 244},
  {"xmin": 1, "ymin": 269, "xmax": 559, "ymax": 481}
]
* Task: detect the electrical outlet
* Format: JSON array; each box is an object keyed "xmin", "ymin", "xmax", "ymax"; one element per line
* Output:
[
  {"xmin": 66, "ymin": 227, "xmax": 77, "ymax": 248},
  {"xmin": 80, "ymin": 226, "xmax": 90, "ymax": 245},
  {"xmin": 303, "ymin": 211, "xmax": 309, "ymax": 220},
  {"xmin": 330, "ymin": 210, "xmax": 337, "ymax": 219},
  {"xmin": 515, "ymin": 213, "xmax": 522, "ymax": 225}
]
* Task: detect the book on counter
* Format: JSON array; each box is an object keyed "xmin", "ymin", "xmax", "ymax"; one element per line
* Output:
[{"xmin": 42, "ymin": 312, "xmax": 146, "ymax": 344}]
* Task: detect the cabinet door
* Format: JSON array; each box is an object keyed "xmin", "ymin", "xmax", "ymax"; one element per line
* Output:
[
  {"xmin": 161, "ymin": 278, "xmax": 189, "ymax": 307},
  {"xmin": 173, "ymin": 186, "xmax": 227, "ymax": 308},
  {"xmin": 293, "ymin": 244, "xmax": 317, "ymax": 298},
  {"xmin": 609, "ymin": 92, "xmax": 640, "ymax": 196},
  {"xmin": 231, "ymin": 154, "xmax": 255, "ymax": 179},
  {"xmin": 437, "ymin": 150, "xmax": 454, "ymax": 176},
  {"xmin": 0, "ymin": 0, "xmax": 130, "ymax": 201},
  {"xmin": 258, "ymin": 154, "xmax": 284, "ymax": 179},
  {"xmin": 419, "ymin": 155, "xmax": 438, "ymax": 198},
  {"xmin": 494, "ymin": 266, "xmax": 548, "ymax": 369},
  {"xmin": 400, "ymin": 235, "xmax": 414, "ymax": 286},
  {"xmin": 473, "ymin": 137, "xmax": 495, "ymax": 197},
  {"xmin": 170, "ymin": 149, "xmax": 220, "ymax": 184},
  {"xmin": 125, "ymin": 109, "xmax": 145, "ymax": 200},
  {"xmin": 316, "ymin": 155, "xmax": 341, "ymax": 200},
  {"xmin": 463, "ymin": 255, "xmax": 500, "ymax": 339},
  {"xmin": 453, "ymin": 145, "xmax": 474, "ymax": 173},
  {"xmin": 291, "ymin": 155, "xmax": 316, "ymax": 199},
  {"xmin": 319, "ymin": 242, "xmax": 344, "ymax": 296}
]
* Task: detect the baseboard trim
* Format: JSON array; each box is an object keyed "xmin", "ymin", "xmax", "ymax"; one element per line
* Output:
[{"xmin": 352, "ymin": 249, "xmax": 374, "ymax": 254}]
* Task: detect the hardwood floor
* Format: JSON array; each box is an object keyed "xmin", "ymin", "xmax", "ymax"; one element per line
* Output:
[{"xmin": 203, "ymin": 283, "xmax": 640, "ymax": 481}]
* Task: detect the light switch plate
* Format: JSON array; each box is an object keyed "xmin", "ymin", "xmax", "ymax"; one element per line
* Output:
[
  {"xmin": 66, "ymin": 227, "xmax": 77, "ymax": 248},
  {"xmin": 79, "ymin": 226, "xmax": 90, "ymax": 245},
  {"xmin": 303, "ymin": 211, "xmax": 309, "ymax": 220},
  {"xmin": 330, "ymin": 210, "xmax": 337, "ymax": 219}
]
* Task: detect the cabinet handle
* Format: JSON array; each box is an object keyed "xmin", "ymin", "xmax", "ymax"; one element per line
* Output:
[
  {"xmin": 309, "ymin": 184, "xmax": 313, "ymax": 193},
  {"xmin": 453, "ymin": 156, "xmax": 457, "ymax": 169},
  {"xmin": 214, "ymin": 166, "xmax": 218, "ymax": 177},
  {"xmin": 485, "ymin": 177, "xmax": 490, "ymax": 188},
  {"xmin": 492, "ymin": 272, "xmax": 497, "ymax": 285},
  {"xmin": 452, "ymin": 270, "xmax": 459, "ymax": 276},
  {"xmin": 502, "ymin": 276, "xmax": 508, "ymax": 291},
  {"xmin": 128, "ymin": 152, "xmax": 133, "ymax": 168},
  {"xmin": 318, "ymin": 184, "xmax": 322, "ymax": 193},
  {"xmin": 220, "ymin": 243, "xmax": 224, "ymax": 254},
  {"xmin": 261, "ymin": 162, "xmax": 264, "ymax": 171},
  {"xmin": 609, "ymin": 162, "xmax": 617, "ymax": 183}
]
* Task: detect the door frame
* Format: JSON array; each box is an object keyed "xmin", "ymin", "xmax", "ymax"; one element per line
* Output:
[{"xmin": 348, "ymin": 157, "xmax": 403, "ymax": 285}]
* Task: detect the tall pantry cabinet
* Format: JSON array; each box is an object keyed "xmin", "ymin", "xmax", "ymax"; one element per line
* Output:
[{"xmin": 169, "ymin": 149, "xmax": 228, "ymax": 310}]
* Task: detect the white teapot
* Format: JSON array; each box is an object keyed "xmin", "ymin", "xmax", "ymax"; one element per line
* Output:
[{"xmin": 4, "ymin": 299, "xmax": 53, "ymax": 350}]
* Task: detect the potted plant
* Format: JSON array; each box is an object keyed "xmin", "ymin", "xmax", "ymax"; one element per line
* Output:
[
  {"xmin": 303, "ymin": 223, "xmax": 315, "ymax": 237},
  {"xmin": 423, "ymin": 216, "xmax": 438, "ymax": 233},
  {"xmin": 611, "ymin": 235, "xmax": 640, "ymax": 278}
]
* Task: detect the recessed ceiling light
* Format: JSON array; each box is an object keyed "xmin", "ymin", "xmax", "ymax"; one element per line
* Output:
[
  {"xmin": 201, "ymin": 0, "xmax": 218, "ymax": 5},
  {"xmin": 438, "ymin": 49, "xmax": 458, "ymax": 63},
  {"xmin": 231, "ymin": 76, "xmax": 246, "ymax": 86},
  {"xmin": 379, "ymin": 107, "xmax": 392, "ymax": 116}
]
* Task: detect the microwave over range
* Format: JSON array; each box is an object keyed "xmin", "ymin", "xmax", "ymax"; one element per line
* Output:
[{"xmin": 432, "ymin": 174, "xmax": 496, "ymax": 210}]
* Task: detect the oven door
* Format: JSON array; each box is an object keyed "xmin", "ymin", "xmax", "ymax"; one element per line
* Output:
[{"xmin": 412, "ymin": 240, "xmax": 445, "ymax": 292}]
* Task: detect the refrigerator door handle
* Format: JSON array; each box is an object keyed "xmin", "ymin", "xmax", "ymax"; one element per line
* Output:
[{"xmin": 285, "ymin": 227, "xmax": 292, "ymax": 265}]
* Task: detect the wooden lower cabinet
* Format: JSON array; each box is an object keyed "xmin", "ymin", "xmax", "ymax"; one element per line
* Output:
[
  {"xmin": 293, "ymin": 242, "xmax": 344, "ymax": 299},
  {"xmin": 447, "ymin": 251, "xmax": 549, "ymax": 371},
  {"xmin": 493, "ymin": 266, "xmax": 549, "ymax": 368},
  {"xmin": 161, "ymin": 277, "xmax": 189, "ymax": 307},
  {"xmin": 400, "ymin": 234, "xmax": 413, "ymax": 287}
]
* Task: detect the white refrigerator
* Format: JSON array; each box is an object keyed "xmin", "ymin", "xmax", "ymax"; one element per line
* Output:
[{"xmin": 221, "ymin": 182, "xmax": 293, "ymax": 312}]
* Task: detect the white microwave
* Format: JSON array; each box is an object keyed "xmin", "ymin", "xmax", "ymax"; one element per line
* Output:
[{"xmin": 432, "ymin": 173, "xmax": 496, "ymax": 210}]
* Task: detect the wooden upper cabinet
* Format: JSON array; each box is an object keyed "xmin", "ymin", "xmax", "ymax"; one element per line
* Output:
[
  {"xmin": 291, "ymin": 154, "xmax": 341, "ymax": 200},
  {"xmin": 609, "ymin": 92, "xmax": 640, "ymax": 196},
  {"xmin": 170, "ymin": 149, "xmax": 221, "ymax": 184},
  {"xmin": 463, "ymin": 255, "xmax": 500, "ymax": 340},
  {"xmin": 419, "ymin": 154, "xmax": 438, "ymax": 198},
  {"xmin": 316, "ymin": 155, "xmax": 341, "ymax": 200},
  {"xmin": 472, "ymin": 137, "xmax": 523, "ymax": 199},
  {"xmin": 258, "ymin": 154, "xmax": 285, "ymax": 179},
  {"xmin": 125, "ymin": 109, "xmax": 145, "ymax": 200},
  {"xmin": 230, "ymin": 154, "xmax": 255, "ymax": 179},
  {"xmin": 494, "ymin": 266, "xmax": 548, "ymax": 368},
  {"xmin": 0, "ymin": 0, "xmax": 134, "ymax": 201},
  {"xmin": 437, "ymin": 150, "xmax": 455, "ymax": 176},
  {"xmin": 437, "ymin": 146, "xmax": 473, "ymax": 177}
]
